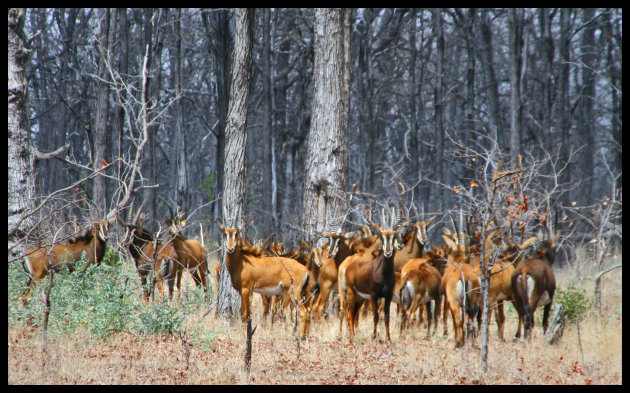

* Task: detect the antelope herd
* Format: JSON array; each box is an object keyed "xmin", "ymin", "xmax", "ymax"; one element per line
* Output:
[{"xmin": 21, "ymin": 201, "xmax": 561, "ymax": 348}]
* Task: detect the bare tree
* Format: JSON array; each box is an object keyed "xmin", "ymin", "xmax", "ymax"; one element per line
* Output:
[
  {"xmin": 217, "ymin": 8, "xmax": 255, "ymax": 318},
  {"xmin": 8, "ymin": 8, "xmax": 39, "ymax": 259},
  {"xmin": 302, "ymin": 8, "xmax": 351, "ymax": 235}
]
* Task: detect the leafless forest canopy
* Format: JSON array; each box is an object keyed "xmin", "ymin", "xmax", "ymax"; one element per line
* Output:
[{"xmin": 11, "ymin": 8, "xmax": 622, "ymax": 255}]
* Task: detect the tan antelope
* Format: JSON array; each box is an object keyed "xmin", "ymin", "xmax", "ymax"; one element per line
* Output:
[
  {"xmin": 166, "ymin": 212, "xmax": 209, "ymax": 297},
  {"xmin": 399, "ymin": 260, "xmax": 442, "ymax": 336},
  {"xmin": 440, "ymin": 212, "xmax": 481, "ymax": 347},
  {"xmin": 24, "ymin": 221, "xmax": 109, "ymax": 290},
  {"xmin": 216, "ymin": 221, "xmax": 318, "ymax": 339},
  {"xmin": 393, "ymin": 215, "xmax": 437, "ymax": 272},
  {"xmin": 472, "ymin": 235, "xmax": 536, "ymax": 341}
]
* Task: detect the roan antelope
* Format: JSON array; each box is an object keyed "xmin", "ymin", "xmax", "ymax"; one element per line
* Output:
[
  {"xmin": 216, "ymin": 222, "xmax": 319, "ymax": 339},
  {"xmin": 24, "ymin": 221, "xmax": 109, "ymax": 290}
]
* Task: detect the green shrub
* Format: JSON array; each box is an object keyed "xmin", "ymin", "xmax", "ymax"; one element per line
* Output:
[{"xmin": 555, "ymin": 281, "xmax": 594, "ymax": 324}]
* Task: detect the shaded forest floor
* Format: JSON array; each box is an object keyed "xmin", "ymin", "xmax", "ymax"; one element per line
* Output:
[{"xmin": 8, "ymin": 266, "xmax": 622, "ymax": 385}]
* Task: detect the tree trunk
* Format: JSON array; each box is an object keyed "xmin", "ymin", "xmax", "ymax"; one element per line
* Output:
[
  {"xmin": 509, "ymin": 8, "xmax": 524, "ymax": 165},
  {"xmin": 580, "ymin": 8, "xmax": 597, "ymax": 203},
  {"xmin": 141, "ymin": 8, "xmax": 167, "ymax": 228},
  {"xmin": 203, "ymin": 9, "xmax": 232, "ymax": 225},
  {"xmin": 260, "ymin": 8, "xmax": 275, "ymax": 231},
  {"xmin": 93, "ymin": 8, "xmax": 111, "ymax": 216},
  {"xmin": 170, "ymin": 8, "xmax": 188, "ymax": 212},
  {"xmin": 539, "ymin": 8, "xmax": 554, "ymax": 152},
  {"xmin": 477, "ymin": 9, "xmax": 501, "ymax": 143},
  {"xmin": 217, "ymin": 8, "xmax": 255, "ymax": 318},
  {"xmin": 302, "ymin": 8, "xmax": 351, "ymax": 235},
  {"xmin": 8, "ymin": 8, "xmax": 38, "ymax": 258},
  {"xmin": 113, "ymin": 8, "xmax": 129, "ymax": 188},
  {"xmin": 433, "ymin": 9, "xmax": 445, "ymax": 210}
]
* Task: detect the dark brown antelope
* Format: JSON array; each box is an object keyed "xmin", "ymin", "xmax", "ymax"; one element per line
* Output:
[
  {"xmin": 337, "ymin": 207, "xmax": 405, "ymax": 343},
  {"xmin": 511, "ymin": 234, "xmax": 558, "ymax": 340}
]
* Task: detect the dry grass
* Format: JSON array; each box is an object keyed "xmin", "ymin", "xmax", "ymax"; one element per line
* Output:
[{"xmin": 8, "ymin": 259, "xmax": 621, "ymax": 385}]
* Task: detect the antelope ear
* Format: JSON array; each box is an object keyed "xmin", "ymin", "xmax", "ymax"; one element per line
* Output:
[
  {"xmin": 518, "ymin": 236, "xmax": 537, "ymax": 250},
  {"xmin": 442, "ymin": 234, "xmax": 457, "ymax": 250},
  {"xmin": 215, "ymin": 221, "xmax": 225, "ymax": 232},
  {"xmin": 343, "ymin": 231, "xmax": 357, "ymax": 239}
]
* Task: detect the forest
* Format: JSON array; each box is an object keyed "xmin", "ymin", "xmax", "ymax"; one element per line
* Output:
[{"xmin": 8, "ymin": 8, "xmax": 622, "ymax": 385}]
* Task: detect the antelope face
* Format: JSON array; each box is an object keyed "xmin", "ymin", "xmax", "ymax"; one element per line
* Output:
[
  {"xmin": 415, "ymin": 222, "xmax": 428, "ymax": 246},
  {"xmin": 312, "ymin": 246, "xmax": 325, "ymax": 268},
  {"xmin": 97, "ymin": 222, "xmax": 109, "ymax": 241},
  {"xmin": 223, "ymin": 228, "xmax": 239, "ymax": 254},
  {"xmin": 326, "ymin": 233, "xmax": 340, "ymax": 259},
  {"xmin": 381, "ymin": 230, "xmax": 396, "ymax": 258}
]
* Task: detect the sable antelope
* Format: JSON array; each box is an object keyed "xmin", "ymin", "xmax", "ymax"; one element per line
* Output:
[
  {"xmin": 311, "ymin": 228, "xmax": 359, "ymax": 322},
  {"xmin": 119, "ymin": 215, "xmax": 177, "ymax": 301},
  {"xmin": 166, "ymin": 212, "xmax": 209, "ymax": 297},
  {"xmin": 24, "ymin": 221, "xmax": 109, "ymax": 290},
  {"xmin": 440, "ymin": 212, "xmax": 481, "ymax": 347},
  {"xmin": 337, "ymin": 207, "xmax": 405, "ymax": 343},
  {"xmin": 393, "ymin": 216, "xmax": 437, "ymax": 272},
  {"xmin": 399, "ymin": 260, "xmax": 442, "ymax": 336},
  {"xmin": 216, "ymin": 221, "xmax": 318, "ymax": 339},
  {"xmin": 472, "ymin": 236, "xmax": 536, "ymax": 341},
  {"xmin": 511, "ymin": 235, "xmax": 558, "ymax": 340}
]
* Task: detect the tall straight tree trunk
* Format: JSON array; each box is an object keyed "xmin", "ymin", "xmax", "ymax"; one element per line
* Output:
[
  {"xmin": 203, "ymin": 9, "xmax": 232, "ymax": 225},
  {"xmin": 93, "ymin": 8, "xmax": 111, "ymax": 216},
  {"xmin": 113, "ymin": 8, "xmax": 129, "ymax": 189},
  {"xmin": 408, "ymin": 9, "xmax": 420, "ymax": 195},
  {"xmin": 217, "ymin": 8, "xmax": 255, "ymax": 318},
  {"xmin": 580, "ymin": 8, "xmax": 597, "ymax": 203},
  {"xmin": 8, "ymin": 8, "xmax": 38, "ymax": 259},
  {"xmin": 141, "ymin": 8, "xmax": 166, "ymax": 227},
  {"xmin": 509, "ymin": 8, "xmax": 524, "ymax": 165},
  {"xmin": 302, "ymin": 8, "xmax": 351, "ymax": 235},
  {"xmin": 477, "ymin": 9, "xmax": 501, "ymax": 143},
  {"xmin": 170, "ymin": 8, "xmax": 188, "ymax": 212},
  {"xmin": 433, "ymin": 9, "xmax": 445, "ymax": 211},
  {"xmin": 556, "ymin": 8, "xmax": 572, "ymax": 206},
  {"xmin": 260, "ymin": 8, "xmax": 275, "ymax": 230},
  {"xmin": 539, "ymin": 8, "xmax": 554, "ymax": 152}
]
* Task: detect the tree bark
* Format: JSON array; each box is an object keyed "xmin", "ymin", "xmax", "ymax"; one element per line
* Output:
[
  {"xmin": 477, "ymin": 9, "xmax": 501, "ymax": 143},
  {"xmin": 260, "ymin": 8, "xmax": 275, "ymax": 231},
  {"xmin": 93, "ymin": 8, "xmax": 111, "ymax": 216},
  {"xmin": 302, "ymin": 8, "xmax": 351, "ymax": 235},
  {"xmin": 217, "ymin": 8, "xmax": 255, "ymax": 318},
  {"xmin": 170, "ymin": 8, "xmax": 188, "ymax": 212},
  {"xmin": 509, "ymin": 8, "xmax": 524, "ymax": 165},
  {"xmin": 203, "ymin": 9, "xmax": 232, "ymax": 225},
  {"xmin": 8, "ymin": 8, "xmax": 38, "ymax": 258},
  {"xmin": 433, "ymin": 9, "xmax": 445, "ymax": 210}
]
